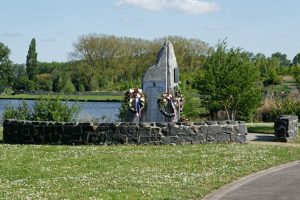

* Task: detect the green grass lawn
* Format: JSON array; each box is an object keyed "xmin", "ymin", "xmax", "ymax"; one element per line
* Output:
[
  {"xmin": 1, "ymin": 143, "xmax": 300, "ymax": 199},
  {"xmin": 247, "ymin": 126, "xmax": 274, "ymax": 134},
  {"xmin": 247, "ymin": 123, "xmax": 274, "ymax": 134},
  {"xmin": 2, "ymin": 125, "xmax": 300, "ymax": 199},
  {"xmin": 0, "ymin": 94, "xmax": 123, "ymax": 102}
]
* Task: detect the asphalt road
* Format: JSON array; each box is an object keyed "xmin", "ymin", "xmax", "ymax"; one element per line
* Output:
[{"xmin": 204, "ymin": 159, "xmax": 300, "ymax": 200}]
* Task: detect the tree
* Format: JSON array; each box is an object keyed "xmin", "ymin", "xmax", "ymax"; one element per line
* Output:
[
  {"xmin": 200, "ymin": 42, "xmax": 262, "ymax": 121},
  {"xmin": 292, "ymin": 53, "xmax": 300, "ymax": 66},
  {"xmin": 69, "ymin": 34, "xmax": 210, "ymax": 91},
  {"xmin": 11, "ymin": 64, "xmax": 35, "ymax": 91},
  {"xmin": 36, "ymin": 73, "xmax": 52, "ymax": 91},
  {"xmin": 26, "ymin": 38, "xmax": 38, "ymax": 80},
  {"xmin": 0, "ymin": 42, "xmax": 13, "ymax": 92},
  {"xmin": 253, "ymin": 54, "xmax": 281, "ymax": 86},
  {"xmin": 271, "ymin": 52, "xmax": 291, "ymax": 67}
]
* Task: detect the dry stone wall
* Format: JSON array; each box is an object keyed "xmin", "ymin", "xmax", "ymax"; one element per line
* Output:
[
  {"xmin": 274, "ymin": 115, "xmax": 298, "ymax": 142},
  {"xmin": 3, "ymin": 120, "xmax": 248, "ymax": 145}
]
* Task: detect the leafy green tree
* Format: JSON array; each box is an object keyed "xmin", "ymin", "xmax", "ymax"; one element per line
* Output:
[
  {"xmin": 253, "ymin": 53, "xmax": 268, "ymax": 78},
  {"xmin": 266, "ymin": 57, "xmax": 281, "ymax": 85},
  {"xmin": 11, "ymin": 64, "xmax": 35, "ymax": 91},
  {"xmin": 271, "ymin": 52, "xmax": 291, "ymax": 67},
  {"xmin": 0, "ymin": 42, "xmax": 13, "ymax": 92},
  {"xmin": 26, "ymin": 38, "xmax": 38, "ymax": 81},
  {"xmin": 292, "ymin": 53, "xmax": 300, "ymax": 66},
  {"xmin": 291, "ymin": 66, "xmax": 300, "ymax": 84},
  {"xmin": 69, "ymin": 34, "xmax": 209, "ymax": 91},
  {"xmin": 36, "ymin": 73, "xmax": 52, "ymax": 91},
  {"xmin": 253, "ymin": 54, "xmax": 281, "ymax": 86},
  {"xmin": 200, "ymin": 42, "xmax": 262, "ymax": 121}
]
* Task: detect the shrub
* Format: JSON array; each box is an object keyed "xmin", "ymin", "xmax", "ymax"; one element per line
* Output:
[
  {"xmin": 271, "ymin": 96, "xmax": 300, "ymax": 119},
  {"xmin": 118, "ymin": 92, "xmax": 130, "ymax": 122},
  {"xmin": 32, "ymin": 96, "xmax": 80, "ymax": 122},
  {"xmin": 63, "ymin": 79, "xmax": 76, "ymax": 93},
  {"xmin": 3, "ymin": 101, "xmax": 31, "ymax": 120},
  {"xmin": 2, "ymin": 96, "xmax": 80, "ymax": 122},
  {"xmin": 254, "ymin": 95, "xmax": 300, "ymax": 122}
]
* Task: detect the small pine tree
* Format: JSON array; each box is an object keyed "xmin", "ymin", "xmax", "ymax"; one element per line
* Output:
[{"xmin": 26, "ymin": 38, "xmax": 38, "ymax": 80}]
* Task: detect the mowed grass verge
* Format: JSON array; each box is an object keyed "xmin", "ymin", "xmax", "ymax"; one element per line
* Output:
[{"xmin": 1, "ymin": 143, "xmax": 300, "ymax": 199}]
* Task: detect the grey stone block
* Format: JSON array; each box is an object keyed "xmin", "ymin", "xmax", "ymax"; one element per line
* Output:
[
  {"xmin": 87, "ymin": 132, "xmax": 106, "ymax": 144},
  {"xmin": 217, "ymin": 121, "xmax": 227, "ymax": 125},
  {"xmin": 227, "ymin": 121, "xmax": 238, "ymax": 125},
  {"xmin": 149, "ymin": 141, "xmax": 162, "ymax": 145},
  {"xmin": 198, "ymin": 125, "xmax": 208, "ymax": 135},
  {"xmin": 238, "ymin": 124, "xmax": 248, "ymax": 135},
  {"xmin": 216, "ymin": 133, "xmax": 230, "ymax": 143},
  {"xmin": 222, "ymin": 125, "xmax": 236, "ymax": 134},
  {"xmin": 169, "ymin": 125, "xmax": 181, "ymax": 136},
  {"xmin": 114, "ymin": 134, "xmax": 128, "ymax": 144},
  {"xmin": 237, "ymin": 134, "xmax": 247, "ymax": 143},
  {"xmin": 139, "ymin": 127, "xmax": 151, "ymax": 137},
  {"xmin": 139, "ymin": 136, "xmax": 150, "ymax": 144},
  {"xmin": 181, "ymin": 126, "xmax": 193, "ymax": 135},
  {"xmin": 161, "ymin": 127, "xmax": 169, "ymax": 136},
  {"xmin": 155, "ymin": 122, "xmax": 168, "ymax": 127},
  {"xmin": 190, "ymin": 126, "xmax": 200, "ymax": 134},
  {"xmin": 207, "ymin": 133, "xmax": 217, "ymax": 142},
  {"xmin": 182, "ymin": 134, "xmax": 205, "ymax": 144},
  {"xmin": 193, "ymin": 122, "xmax": 207, "ymax": 126},
  {"xmin": 161, "ymin": 136, "xmax": 170, "ymax": 145},
  {"xmin": 139, "ymin": 122, "xmax": 151, "ymax": 127},
  {"xmin": 151, "ymin": 127, "xmax": 161, "ymax": 135},
  {"xmin": 275, "ymin": 115, "xmax": 298, "ymax": 141},
  {"xmin": 206, "ymin": 121, "xmax": 217, "ymax": 125},
  {"xmin": 207, "ymin": 125, "xmax": 222, "ymax": 134},
  {"xmin": 170, "ymin": 136, "xmax": 180, "ymax": 143}
]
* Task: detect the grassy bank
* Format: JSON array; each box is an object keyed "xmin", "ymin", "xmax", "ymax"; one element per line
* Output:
[
  {"xmin": 247, "ymin": 123, "xmax": 274, "ymax": 134},
  {"xmin": 1, "ymin": 143, "xmax": 300, "ymax": 199},
  {"xmin": 0, "ymin": 127, "xmax": 2, "ymax": 142},
  {"xmin": 0, "ymin": 94, "xmax": 123, "ymax": 102}
]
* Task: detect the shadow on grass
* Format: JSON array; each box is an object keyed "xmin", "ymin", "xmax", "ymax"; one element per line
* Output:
[{"xmin": 251, "ymin": 135, "xmax": 275, "ymax": 142}]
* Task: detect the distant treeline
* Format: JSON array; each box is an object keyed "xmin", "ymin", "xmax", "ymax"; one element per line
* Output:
[
  {"xmin": 1, "ymin": 34, "xmax": 300, "ymax": 93},
  {"xmin": 0, "ymin": 35, "xmax": 210, "ymax": 93},
  {"xmin": 2, "ymin": 34, "xmax": 300, "ymax": 121}
]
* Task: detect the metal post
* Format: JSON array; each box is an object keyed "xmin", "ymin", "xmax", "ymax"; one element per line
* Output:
[{"xmin": 165, "ymin": 44, "xmax": 168, "ymax": 93}]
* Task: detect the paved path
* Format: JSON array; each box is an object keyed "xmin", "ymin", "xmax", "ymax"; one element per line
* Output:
[{"xmin": 204, "ymin": 161, "xmax": 300, "ymax": 200}]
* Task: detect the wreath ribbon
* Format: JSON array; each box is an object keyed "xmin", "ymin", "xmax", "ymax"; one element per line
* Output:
[
  {"xmin": 126, "ymin": 88, "xmax": 145, "ymax": 117},
  {"xmin": 158, "ymin": 92, "xmax": 184, "ymax": 120}
]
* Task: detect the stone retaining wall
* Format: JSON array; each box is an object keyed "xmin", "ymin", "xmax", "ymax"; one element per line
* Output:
[
  {"xmin": 275, "ymin": 115, "xmax": 298, "ymax": 142},
  {"xmin": 3, "ymin": 120, "xmax": 248, "ymax": 145}
]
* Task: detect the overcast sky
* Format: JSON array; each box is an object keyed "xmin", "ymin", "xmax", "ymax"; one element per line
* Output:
[{"xmin": 0, "ymin": 0, "xmax": 299, "ymax": 64}]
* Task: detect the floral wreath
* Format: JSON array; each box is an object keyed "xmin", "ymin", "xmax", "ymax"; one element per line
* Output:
[
  {"xmin": 157, "ymin": 91, "xmax": 184, "ymax": 118},
  {"xmin": 125, "ymin": 88, "xmax": 145, "ymax": 116}
]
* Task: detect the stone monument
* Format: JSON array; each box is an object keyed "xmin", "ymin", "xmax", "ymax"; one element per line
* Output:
[{"xmin": 142, "ymin": 41, "xmax": 180, "ymax": 122}]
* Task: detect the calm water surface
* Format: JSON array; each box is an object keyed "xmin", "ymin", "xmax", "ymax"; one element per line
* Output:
[{"xmin": 0, "ymin": 99, "xmax": 121, "ymax": 122}]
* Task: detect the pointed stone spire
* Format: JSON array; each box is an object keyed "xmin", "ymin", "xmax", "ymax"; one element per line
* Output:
[
  {"xmin": 143, "ymin": 41, "xmax": 179, "ymax": 92},
  {"xmin": 142, "ymin": 41, "xmax": 180, "ymax": 122}
]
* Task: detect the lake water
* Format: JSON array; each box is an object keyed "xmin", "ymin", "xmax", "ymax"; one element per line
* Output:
[{"xmin": 0, "ymin": 99, "xmax": 121, "ymax": 122}]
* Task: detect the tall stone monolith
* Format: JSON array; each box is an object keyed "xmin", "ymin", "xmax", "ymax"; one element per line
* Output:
[{"xmin": 142, "ymin": 41, "xmax": 179, "ymax": 122}]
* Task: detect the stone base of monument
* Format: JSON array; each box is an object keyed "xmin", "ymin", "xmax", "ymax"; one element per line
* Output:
[
  {"xmin": 3, "ymin": 120, "xmax": 248, "ymax": 145},
  {"xmin": 274, "ymin": 115, "xmax": 298, "ymax": 142}
]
